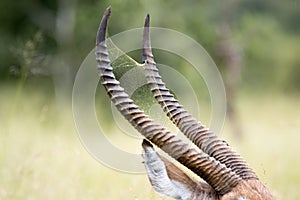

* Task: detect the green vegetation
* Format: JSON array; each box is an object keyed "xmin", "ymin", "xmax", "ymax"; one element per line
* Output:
[
  {"xmin": 1, "ymin": 0, "xmax": 299, "ymax": 93},
  {"xmin": 1, "ymin": 83, "xmax": 300, "ymax": 199},
  {"xmin": 1, "ymin": 1, "xmax": 300, "ymax": 199}
]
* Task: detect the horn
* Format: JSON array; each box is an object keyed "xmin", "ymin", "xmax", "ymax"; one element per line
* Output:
[
  {"xmin": 96, "ymin": 6, "xmax": 241, "ymax": 194},
  {"xmin": 142, "ymin": 14, "xmax": 257, "ymax": 180}
]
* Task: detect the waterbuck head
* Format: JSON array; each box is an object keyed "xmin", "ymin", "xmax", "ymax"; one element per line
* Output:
[{"xmin": 95, "ymin": 6, "xmax": 274, "ymax": 200}]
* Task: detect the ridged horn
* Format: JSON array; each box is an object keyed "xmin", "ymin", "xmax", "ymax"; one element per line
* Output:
[
  {"xmin": 96, "ymin": 7, "xmax": 241, "ymax": 194},
  {"xmin": 142, "ymin": 14, "xmax": 257, "ymax": 180}
]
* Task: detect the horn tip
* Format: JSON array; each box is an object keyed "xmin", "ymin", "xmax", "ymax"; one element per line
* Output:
[
  {"xmin": 105, "ymin": 6, "xmax": 112, "ymax": 16},
  {"xmin": 144, "ymin": 13, "xmax": 150, "ymax": 28},
  {"xmin": 96, "ymin": 6, "xmax": 112, "ymax": 46},
  {"xmin": 142, "ymin": 13, "xmax": 152, "ymax": 62}
]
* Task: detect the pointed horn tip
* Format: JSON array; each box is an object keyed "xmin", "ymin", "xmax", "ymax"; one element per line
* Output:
[
  {"xmin": 142, "ymin": 139, "xmax": 153, "ymax": 149},
  {"xmin": 96, "ymin": 6, "xmax": 112, "ymax": 46},
  {"xmin": 142, "ymin": 13, "xmax": 152, "ymax": 62},
  {"xmin": 144, "ymin": 13, "xmax": 150, "ymax": 27},
  {"xmin": 105, "ymin": 6, "xmax": 112, "ymax": 16}
]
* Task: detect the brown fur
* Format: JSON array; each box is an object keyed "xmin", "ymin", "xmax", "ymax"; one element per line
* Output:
[
  {"xmin": 221, "ymin": 180, "xmax": 275, "ymax": 200},
  {"xmin": 160, "ymin": 156, "xmax": 217, "ymax": 195},
  {"xmin": 161, "ymin": 155, "xmax": 275, "ymax": 200}
]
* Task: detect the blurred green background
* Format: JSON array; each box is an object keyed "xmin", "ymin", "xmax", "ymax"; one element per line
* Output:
[{"xmin": 1, "ymin": 0, "xmax": 300, "ymax": 199}]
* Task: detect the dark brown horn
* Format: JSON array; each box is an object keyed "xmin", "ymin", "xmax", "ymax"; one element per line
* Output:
[
  {"xmin": 142, "ymin": 14, "xmax": 154, "ymax": 64},
  {"xmin": 95, "ymin": 7, "xmax": 241, "ymax": 194},
  {"xmin": 142, "ymin": 14, "xmax": 257, "ymax": 180}
]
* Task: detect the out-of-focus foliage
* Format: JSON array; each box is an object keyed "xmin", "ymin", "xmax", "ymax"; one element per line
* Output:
[
  {"xmin": 0, "ymin": 0, "xmax": 299, "ymax": 93},
  {"xmin": 1, "ymin": 1, "xmax": 299, "ymax": 199},
  {"xmin": 236, "ymin": 13, "xmax": 300, "ymax": 92}
]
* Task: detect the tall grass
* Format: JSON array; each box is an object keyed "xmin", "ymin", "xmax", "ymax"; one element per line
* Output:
[{"xmin": 1, "ymin": 82, "xmax": 299, "ymax": 199}]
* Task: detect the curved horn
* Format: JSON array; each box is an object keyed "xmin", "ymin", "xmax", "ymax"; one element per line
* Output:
[
  {"xmin": 96, "ymin": 7, "xmax": 241, "ymax": 194},
  {"xmin": 142, "ymin": 14, "xmax": 257, "ymax": 180}
]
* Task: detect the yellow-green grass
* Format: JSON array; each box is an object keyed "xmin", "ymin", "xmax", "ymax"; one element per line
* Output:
[{"xmin": 1, "ymin": 83, "xmax": 299, "ymax": 199}]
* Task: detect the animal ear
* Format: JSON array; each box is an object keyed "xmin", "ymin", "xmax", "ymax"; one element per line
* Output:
[{"xmin": 142, "ymin": 139, "xmax": 217, "ymax": 199}]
